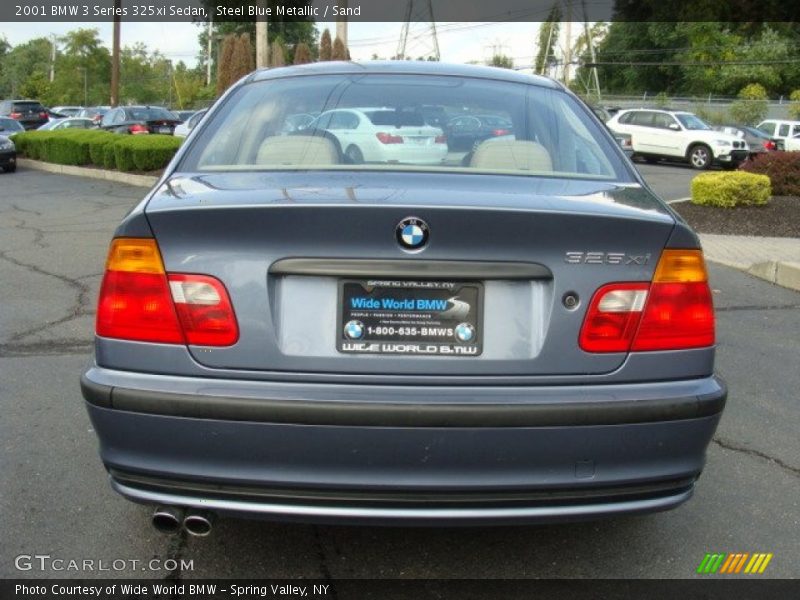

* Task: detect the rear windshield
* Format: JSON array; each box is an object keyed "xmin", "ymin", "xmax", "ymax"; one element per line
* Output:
[
  {"xmin": 13, "ymin": 102, "xmax": 45, "ymax": 112},
  {"xmin": 180, "ymin": 73, "xmax": 629, "ymax": 181},
  {"xmin": 127, "ymin": 108, "xmax": 177, "ymax": 121}
]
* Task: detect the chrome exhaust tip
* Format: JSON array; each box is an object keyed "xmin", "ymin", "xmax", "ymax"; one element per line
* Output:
[
  {"xmin": 152, "ymin": 506, "xmax": 184, "ymax": 534},
  {"xmin": 183, "ymin": 510, "xmax": 215, "ymax": 537}
]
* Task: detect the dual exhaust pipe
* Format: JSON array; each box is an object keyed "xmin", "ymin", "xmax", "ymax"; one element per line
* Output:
[{"xmin": 152, "ymin": 506, "xmax": 215, "ymax": 537}]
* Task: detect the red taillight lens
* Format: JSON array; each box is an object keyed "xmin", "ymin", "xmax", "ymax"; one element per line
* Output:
[
  {"xmin": 129, "ymin": 124, "xmax": 149, "ymax": 135},
  {"xmin": 492, "ymin": 128, "xmax": 510, "ymax": 136},
  {"xmin": 632, "ymin": 281, "xmax": 714, "ymax": 350},
  {"xmin": 764, "ymin": 140, "xmax": 776, "ymax": 151},
  {"xmin": 39, "ymin": 112, "xmax": 48, "ymax": 119},
  {"xmin": 434, "ymin": 135, "xmax": 447, "ymax": 144},
  {"xmin": 96, "ymin": 239, "xmax": 238, "ymax": 347},
  {"xmin": 376, "ymin": 132, "xmax": 404, "ymax": 144},
  {"xmin": 97, "ymin": 270, "xmax": 185, "ymax": 344},
  {"xmin": 168, "ymin": 274, "xmax": 239, "ymax": 346},
  {"xmin": 579, "ymin": 249, "xmax": 715, "ymax": 353},
  {"xmin": 9, "ymin": 112, "xmax": 22, "ymax": 119}
]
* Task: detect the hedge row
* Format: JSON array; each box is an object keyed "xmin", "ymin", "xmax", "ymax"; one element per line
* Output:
[
  {"xmin": 740, "ymin": 151, "xmax": 800, "ymax": 197},
  {"xmin": 10, "ymin": 129, "xmax": 183, "ymax": 173},
  {"xmin": 691, "ymin": 171, "xmax": 771, "ymax": 208}
]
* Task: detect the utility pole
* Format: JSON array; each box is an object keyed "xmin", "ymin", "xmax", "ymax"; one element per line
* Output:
[
  {"xmin": 255, "ymin": 0, "xmax": 268, "ymax": 68},
  {"xmin": 336, "ymin": 0, "xmax": 348, "ymax": 49},
  {"xmin": 49, "ymin": 34, "xmax": 56, "ymax": 83},
  {"xmin": 110, "ymin": 0, "xmax": 121, "ymax": 107},
  {"xmin": 206, "ymin": 17, "xmax": 213, "ymax": 85},
  {"xmin": 563, "ymin": 1, "xmax": 572, "ymax": 86}
]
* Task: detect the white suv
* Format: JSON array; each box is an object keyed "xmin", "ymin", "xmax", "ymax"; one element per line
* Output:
[
  {"xmin": 607, "ymin": 109, "xmax": 748, "ymax": 170},
  {"xmin": 756, "ymin": 120, "xmax": 800, "ymax": 151}
]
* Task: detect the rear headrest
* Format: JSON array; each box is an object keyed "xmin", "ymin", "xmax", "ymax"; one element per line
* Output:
[
  {"xmin": 256, "ymin": 135, "xmax": 339, "ymax": 166},
  {"xmin": 470, "ymin": 139, "xmax": 553, "ymax": 172}
]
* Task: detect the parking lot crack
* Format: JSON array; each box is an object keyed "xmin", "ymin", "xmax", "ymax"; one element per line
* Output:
[
  {"xmin": 0, "ymin": 339, "xmax": 93, "ymax": 357},
  {"xmin": 0, "ymin": 250, "xmax": 93, "ymax": 342},
  {"xmin": 713, "ymin": 437, "xmax": 800, "ymax": 478},
  {"xmin": 312, "ymin": 526, "xmax": 338, "ymax": 598},
  {"xmin": 163, "ymin": 530, "xmax": 188, "ymax": 589},
  {"xmin": 716, "ymin": 304, "xmax": 800, "ymax": 312}
]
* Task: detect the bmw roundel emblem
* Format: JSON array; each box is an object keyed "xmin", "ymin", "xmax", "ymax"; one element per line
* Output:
[
  {"xmin": 454, "ymin": 322, "xmax": 475, "ymax": 343},
  {"xmin": 344, "ymin": 320, "xmax": 364, "ymax": 340},
  {"xmin": 396, "ymin": 217, "xmax": 430, "ymax": 251}
]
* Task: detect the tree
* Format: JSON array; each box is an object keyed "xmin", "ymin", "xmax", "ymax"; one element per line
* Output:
[
  {"xmin": 332, "ymin": 37, "xmax": 347, "ymax": 61},
  {"xmin": 534, "ymin": 3, "xmax": 561, "ymax": 75},
  {"xmin": 228, "ymin": 34, "xmax": 254, "ymax": 85},
  {"xmin": 216, "ymin": 35, "xmax": 236, "ymax": 95},
  {"xmin": 789, "ymin": 90, "xmax": 800, "ymax": 121},
  {"xmin": 490, "ymin": 55, "xmax": 513, "ymax": 69},
  {"xmin": 293, "ymin": 43, "xmax": 312, "ymax": 65},
  {"xmin": 270, "ymin": 42, "xmax": 285, "ymax": 67},
  {"xmin": 319, "ymin": 29, "xmax": 332, "ymax": 61},
  {"xmin": 729, "ymin": 83, "xmax": 769, "ymax": 125}
]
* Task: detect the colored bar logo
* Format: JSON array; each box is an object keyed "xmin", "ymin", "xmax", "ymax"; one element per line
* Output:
[{"xmin": 697, "ymin": 553, "xmax": 773, "ymax": 574}]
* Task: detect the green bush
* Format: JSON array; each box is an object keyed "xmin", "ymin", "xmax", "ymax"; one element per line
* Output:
[
  {"xmin": 788, "ymin": 89, "xmax": 800, "ymax": 121},
  {"xmin": 740, "ymin": 151, "xmax": 800, "ymax": 196},
  {"xmin": 106, "ymin": 135, "xmax": 183, "ymax": 172},
  {"xmin": 691, "ymin": 171, "xmax": 771, "ymax": 208},
  {"xmin": 13, "ymin": 129, "xmax": 182, "ymax": 172}
]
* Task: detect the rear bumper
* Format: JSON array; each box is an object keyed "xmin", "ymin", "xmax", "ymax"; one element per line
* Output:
[{"xmin": 82, "ymin": 366, "xmax": 726, "ymax": 524}]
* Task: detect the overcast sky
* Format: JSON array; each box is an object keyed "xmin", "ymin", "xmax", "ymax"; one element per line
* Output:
[{"xmin": 1, "ymin": 21, "xmax": 556, "ymax": 69}]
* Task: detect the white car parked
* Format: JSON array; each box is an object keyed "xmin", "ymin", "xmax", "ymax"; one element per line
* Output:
[
  {"xmin": 607, "ymin": 109, "xmax": 749, "ymax": 169},
  {"xmin": 755, "ymin": 120, "xmax": 800, "ymax": 151},
  {"xmin": 304, "ymin": 108, "xmax": 448, "ymax": 165},
  {"xmin": 174, "ymin": 109, "xmax": 207, "ymax": 138}
]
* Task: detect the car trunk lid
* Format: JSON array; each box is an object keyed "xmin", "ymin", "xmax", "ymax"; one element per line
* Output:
[{"xmin": 144, "ymin": 171, "xmax": 675, "ymax": 377}]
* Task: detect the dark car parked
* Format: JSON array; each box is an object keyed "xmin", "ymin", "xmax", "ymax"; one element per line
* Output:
[
  {"xmin": 444, "ymin": 113, "xmax": 515, "ymax": 152},
  {"xmin": 714, "ymin": 125, "xmax": 780, "ymax": 158},
  {"xmin": 0, "ymin": 99, "xmax": 49, "ymax": 130},
  {"xmin": 81, "ymin": 62, "xmax": 725, "ymax": 534},
  {"xmin": 0, "ymin": 134, "xmax": 16, "ymax": 172},
  {"xmin": 100, "ymin": 106, "xmax": 181, "ymax": 135}
]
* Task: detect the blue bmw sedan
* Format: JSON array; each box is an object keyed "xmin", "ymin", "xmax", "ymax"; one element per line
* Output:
[{"xmin": 81, "ymin": 62, "xmax": 725, "ymax": 535}]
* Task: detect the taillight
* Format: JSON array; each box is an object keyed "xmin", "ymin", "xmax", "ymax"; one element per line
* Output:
[
  {"xmin": 579, "ymin": 249, "xmax": 715, "ymax": 353},
  {"xmin": 434, "ymin": 135, "xmax": 447, "ymax": 144},
  {"xmin": 764, "ymin": 140, "xmax": 776, "ymax": 151},
  {"xmin": 376, "ymin": 132, "xmax": 404, "ymax": 144},
  {"xmin": 96, "ymin": 238, "xmax": 238, "ymax": 346},
  {"xmin": 168, "ymin": 274, "xmax": 239, "ymax": 346},
  {"xmin": 129, "ymin": 124, "xmax": 149, "ymax": 135},
  {"xmin": 9, "ymin": 112, "xmax": 22, "ymax": 119},
  {"xmin": 492, "ymin": 128, "xmax": 510, "ymax": 136},
  {"xmin": 39, "ymin": 112, "xmax": 48, "ymax": 119}
]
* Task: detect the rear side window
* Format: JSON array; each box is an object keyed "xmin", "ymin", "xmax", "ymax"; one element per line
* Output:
[
  {"xmin": 631, "ymin": 112, "xmax": 655, "ymax": 127},
  {"xmin": 778, "ymin": 124, "xmax": 790, "ymax": 136},
  {"xmin": 181, "ymin": 73, "xmax": 630, "ymax": 181}
]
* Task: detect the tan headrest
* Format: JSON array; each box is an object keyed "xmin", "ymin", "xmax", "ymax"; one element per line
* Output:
[
  {"xmin": 256, "ymin": 135, "xmax": 339, "ymax": 166},
  {"xmin": 470, "ymin": 139, "xmax": 553, "ymax": 172}
]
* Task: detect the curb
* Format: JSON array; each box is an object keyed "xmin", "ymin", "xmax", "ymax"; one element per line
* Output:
[
  {"xmin": 746, "ymin": 261, "xmax": 800, "ymax": 292},
  {"xmin": 17, "ymin": 158, "xmax": 158, "ymax": 188}
]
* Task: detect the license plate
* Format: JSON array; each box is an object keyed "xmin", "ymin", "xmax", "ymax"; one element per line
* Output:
[
  {"xmin": 158, "ymin": 127, "xmax": 171, "ymax": 134},
  {"xmin": 338, "ymin": 279, "xmax": 482, "ymax": 356}
]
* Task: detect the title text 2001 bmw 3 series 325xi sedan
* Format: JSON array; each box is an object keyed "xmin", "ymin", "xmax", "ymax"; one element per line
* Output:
[{"xmin": 81, "ymin": 62, "xmax": 726, "ymax": 534}]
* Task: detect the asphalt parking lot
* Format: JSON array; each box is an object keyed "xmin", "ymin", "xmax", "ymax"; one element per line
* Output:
[{"xmin": 1, "ymin": 164, "xmax": 798, "ymax": 580}]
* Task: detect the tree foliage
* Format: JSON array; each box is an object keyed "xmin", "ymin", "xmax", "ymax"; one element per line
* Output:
[
  {"xmin": 319, "ymin": 29, "xmax": 332, "ymax": 61},
  {"xmin": 490, "ymin": 55, "xmax": 513, "ymax": 69},
  {"xmin": 534, "ymin": 3, "xmax": 561, "ymax": 75},
  {"xmin": 294, "ymin": 43, "xmax": 312, "ymax": 65},
  {"xmin": 332, "ymin": 37, "xmax": 347, "ymax": 61},
  {"xmin": 729, "ymin": 83, "xmax": 769, "ymax": 125}
]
